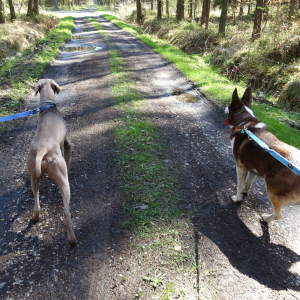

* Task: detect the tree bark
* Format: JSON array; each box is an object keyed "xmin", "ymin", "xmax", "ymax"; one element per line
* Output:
[
  {"xmin": 27, "ymin": 0, "xmax": 33, "ymax": 16},
  {"xmin": 8, "ymin": 0, "xmax": 16, "ymax": 21},
  {"xmin": 252, "ymin": 0, "xmax": 263, "ymax": 39},
  {"xmin": 33, "ymin": 0, "xmax": 39, "ymax": 14},
  {"xmin": 0, "ymin": 0, "xmax": 5, "ymax": 23},
  {"xmin": 176, "ymin": 0, "xmax": 184, "ymax": 21},
  {"xmin": 166, "ymin": 0, "xmax": 169, "ymax": 18},
  {"xmin": 136, "ymin": 0, "xmax": 142, "ymax": 23},
  {"xmin": 54, "ymin": 0, "xmax": 58, "ymax": 10},
  {"xmin": 157, "ymin": 0, "xmax": 162, "ymax": 19},
  {"xmin": 201, "ymin": 0, "xmax": 207, "ymax": 25},
  {"xmin": 151, "ymin": 0, "xmax": 153, "ymax": 10},
  {"xmin": 239, "ymin": 0, "xmax": 243, "ymax": 15},
  {"xmin": 201, "ymin": 0, "xmax": 210, "ymax": 29},
  {"xmin": 188, "ymin": 0, "xmax": 192, "ymax": 18},
  {"xmin": 219, "ymin": 0, "xmax": 228, "ymax": 34},
  {"xmin": 288, "ymin": 0, "xmax": 296, "ymax": 23}
]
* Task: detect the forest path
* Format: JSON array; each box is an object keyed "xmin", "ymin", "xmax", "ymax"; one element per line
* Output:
[{"xmin": 0, "ymin": 6, "xmax": 300, "ymax": 299}]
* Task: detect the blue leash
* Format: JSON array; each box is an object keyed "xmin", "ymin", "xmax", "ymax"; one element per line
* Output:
[
  {"xmin": 0, "ymin": 104, "xmax": 55, "ymax": 123},
  {"xmin": 241, "ymin": 128, "xmax": 300, "ymax": 176}
]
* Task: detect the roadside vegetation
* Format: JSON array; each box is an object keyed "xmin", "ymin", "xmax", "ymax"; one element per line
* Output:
[
  {"xmin": 97, "ymin": 7, "xmax": 300, "ymax": 149},
  {"xmin": 0, "ymin": 0, "xmax": 85, "ymax": 122},
  {"xmin": 0, "ymin": 15, "xmax": 73, "ymax": 120}
]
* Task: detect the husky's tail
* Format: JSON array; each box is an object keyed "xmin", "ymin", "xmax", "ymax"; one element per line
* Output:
[{"xmin": 35, "ymin": 149, "xmax": 47, "ymax": 178}]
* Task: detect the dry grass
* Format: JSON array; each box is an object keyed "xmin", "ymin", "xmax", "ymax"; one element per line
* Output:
[{"xmin": 0, "ymin": 14, "xmax": 59, "ymax": 62}]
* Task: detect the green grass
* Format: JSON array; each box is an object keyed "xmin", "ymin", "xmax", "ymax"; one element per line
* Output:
[
  {"xmin": 89, "ymin": 17, "xmax": 183, "ymax": 225},
  {"xmin": 98, "ymin": 11, "xmax": 300, "ymax": 149},
  {"xmin": 0, "ymin": 16, "xmax": 74, "ymax": 118}
]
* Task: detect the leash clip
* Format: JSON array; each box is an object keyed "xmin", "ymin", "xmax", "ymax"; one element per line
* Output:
[
  {"xmin": 243, "ymin": 126, "xmax": 252, "ymax": 140},
  {"xmin": 32, "ymin": 108, "xmax": 40, "ymax": 115}
]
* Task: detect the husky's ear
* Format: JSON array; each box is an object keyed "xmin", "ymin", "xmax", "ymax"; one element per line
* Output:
[
  {"xmin": 231, "ymin": 88, "xmax": 241, "ymax": 109},
  {"xmin": 241, "ymin": 87, "xmax": 252, "ymax": 108},
  {"xmin": 51, "ymin": 80, "xmax": 60, "ymax": 94}
]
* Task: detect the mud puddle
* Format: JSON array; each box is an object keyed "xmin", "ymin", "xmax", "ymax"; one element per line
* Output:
[
  {"xmin": 171, "ymin": 88, "xmax": 199, "ymax": 103},
  {"xmin": 63, "ymin": 46, "xmax": 105, "ymax": 52},
  {"xmin": 71, "ymin": 35, "xmax": 90, "ymax": 39}
]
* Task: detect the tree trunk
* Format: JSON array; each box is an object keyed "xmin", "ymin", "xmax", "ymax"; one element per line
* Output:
[
  {"xmin": 206, "ymin": 0, "xmax": 210, "ymax": 29},
  {"xmin": 201, "ymin": 0, "xmax": 210, "ymax": 29},
  {"xmin": 239, "ymin": 0, "xmax": 243, "ymax": 15},
  {"xmin": 166, "ymin": 0, "xmax": 169, "ymax": 18},
  {"xmin": 151, "ymin": 0, "xmax": 153, "ymax": 10},
  {"xmin": 54, "ymin": 0, "xmax": 58, "ymax": 10},
  {"xmin": 27, "ymin": 0, "xmax": 33, "ymax": 16},
  {"xmin": 219, "ymin": 0, "xmax": 228, "ymax": 34},
  {"xmin": 252, "ymin": 0, "xmax": 263, "ymax": 39},
  {"xmin": 0, "ymin": 0, "xmax": 5, "ymax": 23},
  {"xmin": 33, "ymin": 0, "xmax": 39, "ymax": 14},
  {"xmin": 176, "ymin": 0, "xmax": 184, "ymax": 21},
  {"xmin": 201, "ymin": 0, "xmax": 207, "ymax": 25},
  {"xmin": 288, "ymin": 0, "xmax": 296, "ymax": 23},
  {"xmin": 8, "ymin": 0, "xmax": 16, "ymax": 21},
  {"xmin": 157, "ymin": 0, "xmax": 162, "ymax": 19},
  {"xmin": 189, "ymin": 0, "xmax": 192, "ymax": 18},
  {"xmin": 136, "ymin": 0, "xmax": 142, "ymax": 23}
]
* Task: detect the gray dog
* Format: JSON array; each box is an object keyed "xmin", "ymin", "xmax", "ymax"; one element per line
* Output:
[{"xmin": 27, "ymin": 79, "xmax": 76, "ymax": 246}]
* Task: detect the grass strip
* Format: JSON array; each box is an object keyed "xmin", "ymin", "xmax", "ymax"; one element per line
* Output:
[
  {"xmin": 89, "ymin": 17, "xmax": 182, "ymax": 228},
  {"xmin": 0, "ymin": 16, "xmax": 74, "ymax": 117},
  {"xmin": 98, "ymin": 11, "xmax": 300, "ymax": 149}
]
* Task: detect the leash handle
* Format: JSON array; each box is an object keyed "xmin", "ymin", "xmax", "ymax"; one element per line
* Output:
[{"xmin": 242, "ymin": 128, "xmax": 300, "ymax": 176}]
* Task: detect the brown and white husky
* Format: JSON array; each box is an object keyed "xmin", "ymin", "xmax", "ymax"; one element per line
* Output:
[{"xmin": 224, "ymin": 87, "xmax": 300, "ymax": 222}]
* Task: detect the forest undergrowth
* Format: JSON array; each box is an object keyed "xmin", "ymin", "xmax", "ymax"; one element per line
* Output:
[{"xmin": 116, "ymin": 2, "xmax": 300, "ymax": 105}]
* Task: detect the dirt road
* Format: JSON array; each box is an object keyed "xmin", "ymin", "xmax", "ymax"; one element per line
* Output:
[{"xmin": 1, "ymin": 7, "xmax": 300, "ymax": 300}]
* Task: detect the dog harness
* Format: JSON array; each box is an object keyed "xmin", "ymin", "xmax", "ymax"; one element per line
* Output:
[
  {"xmin": 0, "ymin": 100, "xmax": 56, "ymax": 123},
  {"xmin": 241, "ymin": 128, "xmax": 300, "ymax": 176}
]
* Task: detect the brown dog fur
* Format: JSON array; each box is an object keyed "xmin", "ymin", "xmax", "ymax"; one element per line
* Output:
[
  {"xmin": 27, "ymin": 79, "xmax": 76, "ymax": 246},
  {"xmin": 225, "ymin": 87, "xmax": 300, "ymax": 222}
]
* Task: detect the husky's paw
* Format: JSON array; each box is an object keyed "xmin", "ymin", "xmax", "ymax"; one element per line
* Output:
[
  {"xmin": 231, "ymin": 195, "xmax": 242, "ymax": 202},
  {"xmin": 262, "ymin": 214, "xmax": 274, "ymax": 223},
  {"xmin": 263, "ymin": 213, "xmax": 282, "ymax": 222}
]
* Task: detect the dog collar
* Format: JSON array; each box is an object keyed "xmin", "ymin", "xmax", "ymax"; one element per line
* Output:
[
  {"xmin": 237, "ymin": 121, "xmax": 248, "ymax": 127},
  {"xmin": 40, "ymin": 100, "xmax": 57, "ymax": 107}
]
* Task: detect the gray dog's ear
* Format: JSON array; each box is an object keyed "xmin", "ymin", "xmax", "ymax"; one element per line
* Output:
[
  {"xmin": 34, "ymin": 81, "xmax": 42, "ymax": 96},
  {"xmin": 51, "ymin": 80, "xmax": 60, "ymax": 94}
]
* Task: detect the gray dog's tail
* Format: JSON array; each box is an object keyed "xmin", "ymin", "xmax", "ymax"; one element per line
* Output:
[{"xmin": 35, "ymin": 149, "xmax": 47, "ymax": 178}]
